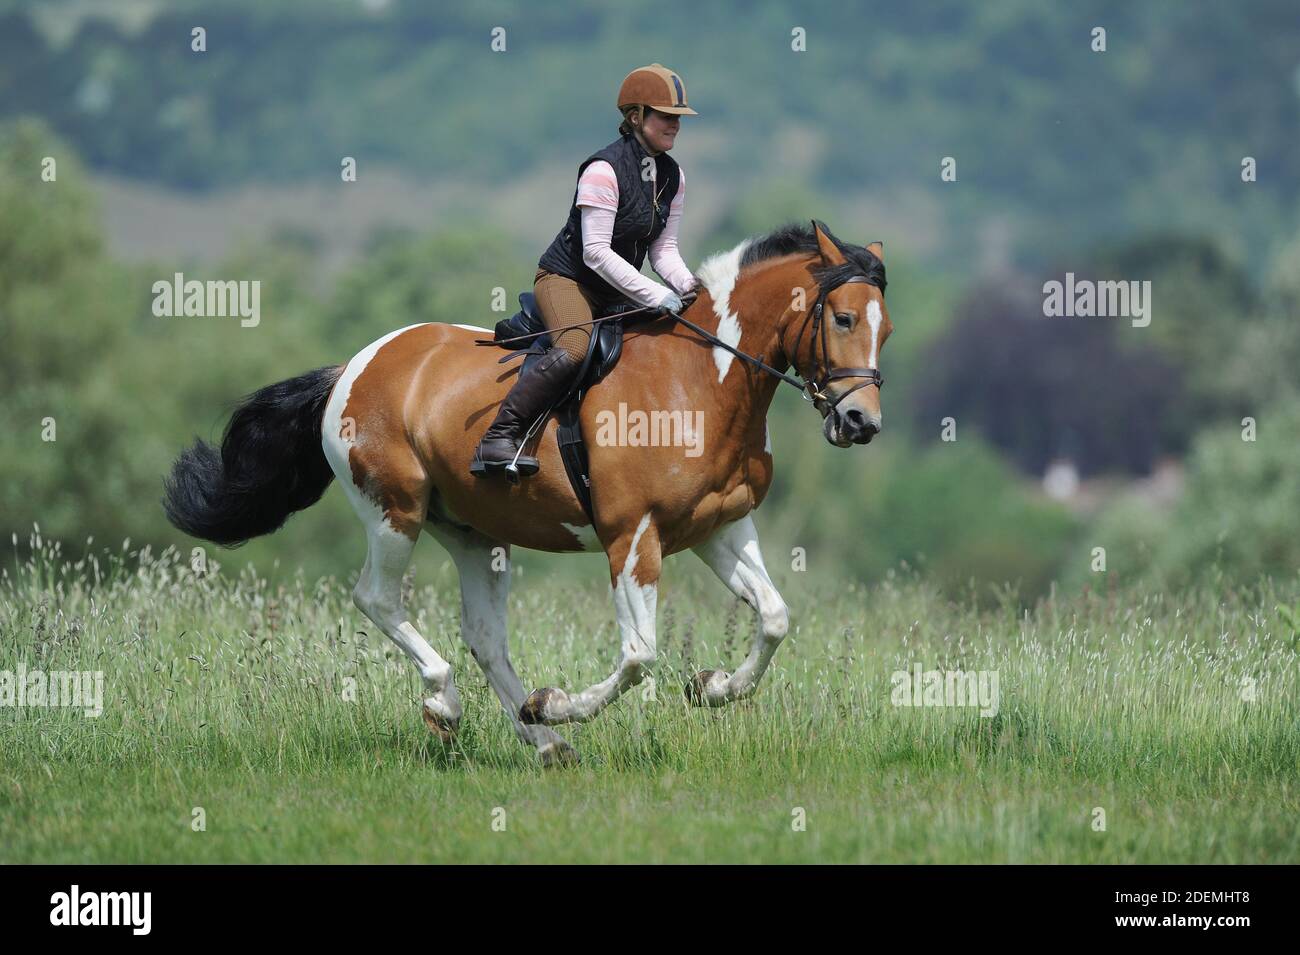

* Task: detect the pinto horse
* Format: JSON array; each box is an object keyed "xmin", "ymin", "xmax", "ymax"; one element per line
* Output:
[{"xmin": 164, "ymin": 220, "xmax": 891, "ymax": 765}]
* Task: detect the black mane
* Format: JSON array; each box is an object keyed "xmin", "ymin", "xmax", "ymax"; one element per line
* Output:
[{"xmin": 738, "ymin": 220, "xmax": 886, "ymax": 293}]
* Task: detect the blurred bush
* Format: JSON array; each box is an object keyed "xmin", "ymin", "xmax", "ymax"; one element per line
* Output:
[
  {"xmin": 871, "ymin": 439, "xmax": 1077, "ymax": 598},
  {"xmin": 1068, "ymin": 395, "xmax": 1300, "ymax": 589},
  {"xmin": 1158, "ymin": 396, "xmax": 1300, "ymax": 585}
]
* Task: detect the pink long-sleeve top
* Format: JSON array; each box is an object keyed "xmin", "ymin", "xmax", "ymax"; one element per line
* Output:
[{"xmin": 575, "ymin": 159, "xmax": 694, "ymax": 308}]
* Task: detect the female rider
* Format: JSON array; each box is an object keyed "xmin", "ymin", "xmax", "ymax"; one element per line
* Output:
[{"xmin": 471, "ymin": 63, "xmax": 700, "ymax": 477}]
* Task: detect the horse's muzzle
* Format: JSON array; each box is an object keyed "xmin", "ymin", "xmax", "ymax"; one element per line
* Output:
[{"xmin": 825, "ymin": 407, "xmax": 881, "ymax": 447}]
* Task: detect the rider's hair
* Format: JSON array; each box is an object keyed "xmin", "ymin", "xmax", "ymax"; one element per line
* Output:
[{"xmin": 618, "ymin": 104, "xmax": 645, "ymax": 137}]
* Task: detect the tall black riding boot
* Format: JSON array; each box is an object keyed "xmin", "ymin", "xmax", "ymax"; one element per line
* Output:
[{"xmin": 470, "ymin": 348, "xmax": 582, "ymax": 479}]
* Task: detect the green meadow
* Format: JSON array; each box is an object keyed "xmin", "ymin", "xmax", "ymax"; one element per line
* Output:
[{"xmin": 2, "ymin": 536, "xmax": 1296, "ymax": 864}]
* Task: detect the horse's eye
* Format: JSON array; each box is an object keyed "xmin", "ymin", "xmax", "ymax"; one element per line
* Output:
[{"xmin": 835, "ymin": 312, "xmax": 853, "ymax": 329}]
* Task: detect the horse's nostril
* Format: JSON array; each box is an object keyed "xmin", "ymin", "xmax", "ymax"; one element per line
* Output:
[{"xmin": 843, "ymin": 408, "xmax": 880, "ymax": 435}]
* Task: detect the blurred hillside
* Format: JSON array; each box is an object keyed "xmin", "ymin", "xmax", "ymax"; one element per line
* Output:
[{"xmin": 2, "ymin": 1, "xmax": 1299, "ymax": 600}]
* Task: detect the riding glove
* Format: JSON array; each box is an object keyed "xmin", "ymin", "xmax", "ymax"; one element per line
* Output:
[{"xmin": 659, "ymin": 290, "xmax": 684, "ymax": 315}]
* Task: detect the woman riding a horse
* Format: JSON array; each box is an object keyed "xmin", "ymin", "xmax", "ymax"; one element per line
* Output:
[
  {"xmin": 471, "ymin": 63, "xmax": 702, "ymax": 478},
  {"xmin": 164, "ymin": 62, "xmax": 892, "ymax": 766}
]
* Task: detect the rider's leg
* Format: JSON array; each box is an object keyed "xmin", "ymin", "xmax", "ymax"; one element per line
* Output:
[
  {"xmin": 470, "ymin": 270, "xmax": 592, "ymax": 478},
  {"xmin": 537, "ymin": 268, "xmax": 597, "ymax": 362}
]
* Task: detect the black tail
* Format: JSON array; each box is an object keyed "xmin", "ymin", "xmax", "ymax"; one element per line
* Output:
[{"xmin": 163, "ymin": 365, "xmax": 344, "ymax": 547}]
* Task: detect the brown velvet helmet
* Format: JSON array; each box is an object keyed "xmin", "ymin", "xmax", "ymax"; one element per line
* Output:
[{"xmin": 617, "ymin": 63, "xmax": 697, "ymax": 115}]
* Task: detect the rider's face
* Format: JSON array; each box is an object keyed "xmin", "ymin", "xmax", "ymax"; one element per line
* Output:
[{"xmin": 637, "ymin": 108, "xmax": 681, "ymax": 153}]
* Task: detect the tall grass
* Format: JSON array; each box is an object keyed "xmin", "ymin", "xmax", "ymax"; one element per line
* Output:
[{"xmin": 1, "ymin": 529, "xmax": 1297, "ymax": 863}]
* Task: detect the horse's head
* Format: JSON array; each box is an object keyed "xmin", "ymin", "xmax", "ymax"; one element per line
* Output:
[{"xmin": 789, "ymin": 220, "xmax": 892, "ymax": 447}]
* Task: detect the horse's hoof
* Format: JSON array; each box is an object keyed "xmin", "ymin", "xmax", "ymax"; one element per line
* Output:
[
  {"xmin": 538, "ymin": 739, "xmax": 580, "ymax": 768},
  {"xmin": 519, "ymin": 687, "xmax": 565, "ymax": 725},
  {"xmin": 685, "ymin": 670, "xmax": 729, "ymax": 707},
  {"xmin": 422, "ymin": 703, "xmax": 459, "ymax": 742}
]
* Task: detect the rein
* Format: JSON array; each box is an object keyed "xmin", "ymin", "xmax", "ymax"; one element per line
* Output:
[
  {"xmin": 671, "ymin": 271, "xmax": 886, "ymax": 408},
  {"xmin": 474, "ymin": 271, "xmax": 883, "ymax": 407}
]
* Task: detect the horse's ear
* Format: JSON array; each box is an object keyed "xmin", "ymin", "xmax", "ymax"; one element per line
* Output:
[
  {"xmin": 867, "ymin": 240, "xmax": 884, "ymax": 262},
  {"xmin": 811, "ymin": 219, "xmax": 846, "ymax": 266}
]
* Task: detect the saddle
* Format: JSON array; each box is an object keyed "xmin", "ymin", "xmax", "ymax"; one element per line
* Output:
[{"xmin": 491, "ymin": 292, "xmax": 638, "ymax": 520}]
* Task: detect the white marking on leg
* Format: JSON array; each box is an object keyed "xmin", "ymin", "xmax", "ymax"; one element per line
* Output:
[
  {"xmin": 697, "ymin": 240, "xmax": 752, "ymax": 382},
  {"xmin": 691, "ymin": 514, "xmax": 789, "ymax": 704},
  {"xmin": 534, "ymin": 512, "xmax": 658, "ymax": 724},
  {"xmin": 426, "ymin": 524, "xmax": 570, "ymax": 757},
  {"xmin": 557, "ymin": 577, "xmax": 656, "ymax": 722},
  {"xmin": 353, "ymin": 517, "xmax": 460, "ymax": 725},
  {"xmin": 866, "ymin": 299, "xmax": 882, "ymax": 368},
  {"xmin": 620, "ymin": 511, "xmax": 652, "ymax": 582}
]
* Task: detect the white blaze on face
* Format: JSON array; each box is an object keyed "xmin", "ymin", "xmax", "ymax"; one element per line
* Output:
[{"xmin": 865, "ymin": 299, "xmax": 883, "ymax": 368}]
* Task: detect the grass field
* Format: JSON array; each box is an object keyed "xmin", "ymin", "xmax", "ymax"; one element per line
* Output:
[{"xmin": 2, "ymin": 534, "xmax": 1297, "ymax": 864}]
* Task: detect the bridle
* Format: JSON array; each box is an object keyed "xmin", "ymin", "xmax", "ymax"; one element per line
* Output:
[
  {"xmin": 665, "ymin": 271, "xmax": 884, "ymax": 410},
  {"xmin": 784, "ymin": 273, "xmax": 884, "ymax": 409}
]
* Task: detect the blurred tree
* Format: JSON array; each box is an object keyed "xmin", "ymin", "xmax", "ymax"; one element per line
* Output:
[
  {"xmin": 912, "ymin": 276, "xmax": 1181, "ymax": 477},
  {"xmin": 0, "ymin": 118, "xmax": 101, "ymax": 316},
  {"xmin": 1087, "ymin": 235, "xmax": 1258, "ymax": 447},
  {"xmin": 700, "ymin": 180, "xmax": 832, "ymax": 255},
  {"xmin": 323, "ymin": 224, "xmax": 529, "ymax": 347}
]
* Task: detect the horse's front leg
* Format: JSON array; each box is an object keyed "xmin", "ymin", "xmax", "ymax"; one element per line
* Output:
[
  {"xmin": 686, "ymin": 514, "xmax": 790, "ymax": 706},
  {"xmin": 520, "ymin": 513, "xmax": 660, "ymax": 726}
]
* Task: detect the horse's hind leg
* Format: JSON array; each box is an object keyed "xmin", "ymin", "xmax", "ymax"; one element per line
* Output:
[
  {"xmin": 327, "ymin": 451, "xmax": 460, "ymax": 738},
  {"xmin": 425, "ymin": 522, "xmax": 577, "ymax": 766},
  {"xmin": 321, "ymin": 341, "xmax": 461, "ymax": 741},
  {"xmin": 520, "ymin": 513, "xmax": 660, "ymax": 726},
  {"xmin": 686, "ymin": 514, "xmax": 789, "ymax": 706},
  {"xmin": 351, "ymin": 513, "xmax": 462, "ymax": 740}
]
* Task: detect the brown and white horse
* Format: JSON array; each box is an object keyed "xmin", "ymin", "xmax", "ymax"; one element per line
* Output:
[{"xmin": 164, "ymin": 221, "xmax": 891, "ymax": 765}]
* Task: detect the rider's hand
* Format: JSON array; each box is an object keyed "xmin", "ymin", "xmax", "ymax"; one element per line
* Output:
[
  {"xmin": 658, "ymin": 290, "xmax": 684, "ymax": 315},
  {"xmin": 679, "ymin": 275, "xmax": 703, "ymax": 310}
]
